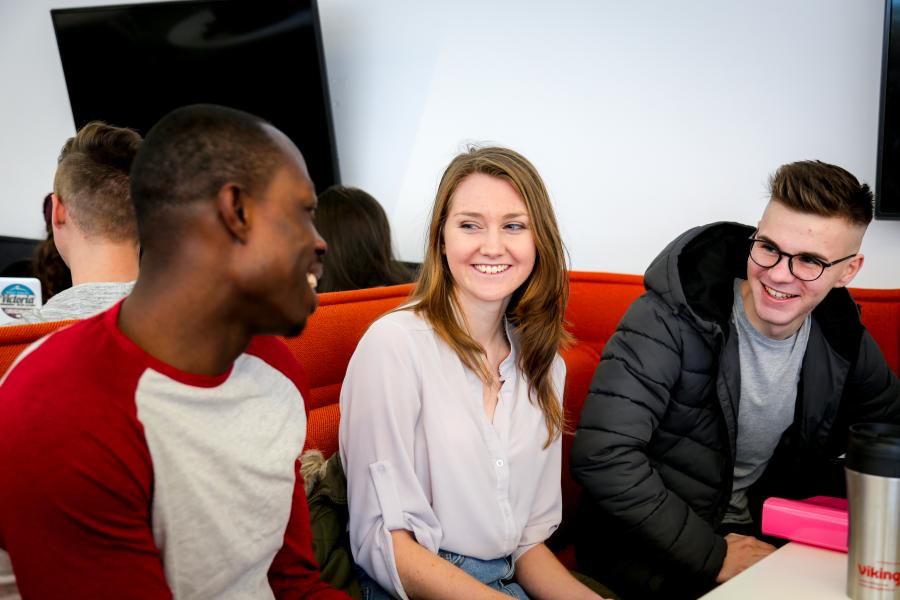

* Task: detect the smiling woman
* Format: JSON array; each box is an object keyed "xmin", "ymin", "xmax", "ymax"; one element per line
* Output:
[
  {"xmin": 442, "ymin": 173, "xmax": 536, "ymax": 319},
  {"xmin": 339, "ymin": 147, "xmax": 609, "ymax": 600}
]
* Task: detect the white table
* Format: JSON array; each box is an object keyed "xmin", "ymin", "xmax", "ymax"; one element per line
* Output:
[{"xmin": 699, "ymin": 542, "xmax": 848, "ymax": 599}]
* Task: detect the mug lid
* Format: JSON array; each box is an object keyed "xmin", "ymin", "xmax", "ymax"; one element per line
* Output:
[{"xmin": 847, "ymin": 423, "xmax": 900, "ymax": 478}]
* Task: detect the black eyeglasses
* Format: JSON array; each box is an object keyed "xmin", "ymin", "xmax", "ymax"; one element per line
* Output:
[{"xmin": 748, "ymin": 235, "xmax": 856, "ymax": 282}]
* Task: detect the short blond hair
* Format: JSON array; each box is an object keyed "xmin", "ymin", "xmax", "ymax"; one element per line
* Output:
[{"xmin": 53, "ymin": 121, "xmax": 141, "ymax": 242}]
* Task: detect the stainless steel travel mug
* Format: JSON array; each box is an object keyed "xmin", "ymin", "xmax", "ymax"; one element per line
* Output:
[{"xmin": 846, "ymin": 423, "xmax": 900, "ymax": 599}]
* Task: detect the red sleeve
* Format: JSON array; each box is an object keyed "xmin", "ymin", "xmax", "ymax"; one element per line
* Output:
[
  {"xmin": 267, "ymin": 461, "xmax": 351, "ymax": 599},
  {"xmin": 247, "ymin": 337, "xmax": 348, "ymax": 598},
  {"xmin": 0, "ymin": 323, "xmax": 171, "ymax": 598}
]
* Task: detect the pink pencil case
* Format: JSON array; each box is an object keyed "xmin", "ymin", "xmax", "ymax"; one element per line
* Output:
[{"xmin": 760, "ymin": 496, "xmax": 849, "ymax": 552}]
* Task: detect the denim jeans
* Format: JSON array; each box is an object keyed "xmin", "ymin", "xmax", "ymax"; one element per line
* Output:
[{"xmin": 357, "ymin": 550, "xmax": 530, "ymax": 599}]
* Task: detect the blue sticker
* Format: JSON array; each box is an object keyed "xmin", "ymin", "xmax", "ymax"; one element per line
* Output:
[{"xmin": 1, "ymin": 284, "xmax": 37, "ymax": 319}]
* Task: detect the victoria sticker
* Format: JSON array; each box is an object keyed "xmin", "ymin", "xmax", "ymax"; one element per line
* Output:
[{"xmin": 1, "ymin": 284, "xmax": 37, "ymax": 319}]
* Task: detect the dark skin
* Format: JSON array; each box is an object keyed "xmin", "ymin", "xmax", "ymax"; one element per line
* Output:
[{"xmin": 119, "ymin": 126, "xmax": 326, "ymax": 376}]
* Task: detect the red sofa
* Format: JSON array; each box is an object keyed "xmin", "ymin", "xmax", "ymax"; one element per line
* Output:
[{"xmin": 1, "ymin": 271, "xmax": 898, "ymax": 567}]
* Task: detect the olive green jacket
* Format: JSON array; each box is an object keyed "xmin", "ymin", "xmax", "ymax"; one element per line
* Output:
[{"xmin": 301, "ymin": 451, "xmax": 361, "ymax": 599}]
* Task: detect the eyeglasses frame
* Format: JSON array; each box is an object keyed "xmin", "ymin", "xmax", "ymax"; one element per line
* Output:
[{"xmin": 747, "ymin": 234, "xmax": 857, "ymax": 282}]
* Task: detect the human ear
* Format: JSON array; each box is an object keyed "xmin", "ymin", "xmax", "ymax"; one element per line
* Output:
[
  {"xmin": 834, "ymin": 254, "xmax": 865, "ymax": 288},
  {"xmin": 217, "ymin": 183, "xmax": 252, "ymax": 243},
  {"xmin": 51, "ymin": 193, "xmax": 66, "ymax": 227}
]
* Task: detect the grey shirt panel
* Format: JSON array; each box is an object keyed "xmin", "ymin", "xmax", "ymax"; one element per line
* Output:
[
  {"xmin": 17, "ymin": 281, "xmax": 135, "ymax": 323},
  {"xmin": 724, "ymin": 279, "xmax": 811, "ymax": 525},
  {"xmin": 0, "ymin": 549, "xmax": 19, "ymax": 600},
  {"xmin": 21, "ymin": 281, "xmax": 134, "ymax": 323}
]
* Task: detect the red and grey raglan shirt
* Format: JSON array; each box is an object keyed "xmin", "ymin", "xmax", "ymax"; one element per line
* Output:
[{"xmin": 0, "ymin": 303, "xmax": 347, "ymax": 599}]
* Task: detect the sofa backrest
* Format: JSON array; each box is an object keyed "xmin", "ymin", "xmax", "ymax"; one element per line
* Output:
[
  {"xmin": 2, "ymin": 276, "xmax": 898, "ymax": 455},
  {"xmin": 851, "ymin": 287, "xmax": 900, "ymax": 375},
  {"xmin": 0, "ymin": 319, "xmax": 76, "ymax": 378},
  {"xmin": 2, "ymin": 274, "xmax": 898, "ymax": 430},
  {"xmin": 284, "ymin": 284, "xmax": 414, "ymax": 456}
]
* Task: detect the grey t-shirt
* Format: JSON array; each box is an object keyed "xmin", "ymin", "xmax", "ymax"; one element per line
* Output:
[
  {"xmin": 15, "ymin": 281, "xmax": 135, "ymax": 324},
  {"xmin": 724, "ymin": 279, "xmax": 811, "ymax": 524}
]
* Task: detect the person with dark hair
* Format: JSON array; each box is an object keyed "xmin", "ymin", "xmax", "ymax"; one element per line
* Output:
[
  {"xmin": 32, "ymin": 192, "xmax": 72, "ymax": 300},
  {"xmin": 315, "ymin": 185, "xmax": 413, "ymax": 293},
  {"xmin": 340, "ymin": 147, "xmax": 608, "ymax": 599},
  {"xmin": 0, "ymin": 105, "xmax": 348, "ymax": 599},
  {"xmin": 14, "ymin": 122, "xmax": 141, "ymax": 323},
  {"xmin": 0, "ymin": 193, "xmax": 73, "ymax": 301},
  {"xmin": 571, "ymin": 160, "xmax": 900, "ymax": 599}
]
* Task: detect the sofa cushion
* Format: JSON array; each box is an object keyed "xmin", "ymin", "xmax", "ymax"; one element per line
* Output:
[{"xmin": 306, "ymin": 403, "xmax": 341, "ymax": 458}]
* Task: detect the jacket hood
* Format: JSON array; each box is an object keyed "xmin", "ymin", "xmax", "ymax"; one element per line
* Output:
[
  {"xmin": 643, "ymin": 222, "xmax": 864, "ymax": 362},
  {"xmin": 644, "ymin": 222, "xmax": 754, "ymax": 334}
]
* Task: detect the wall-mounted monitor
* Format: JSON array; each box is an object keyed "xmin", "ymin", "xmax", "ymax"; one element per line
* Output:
[
  {"xmin": 877, "ymin": 0, "xmax": 900, "ymax": 219},
  {"xmin": 51, "ymin": 0, "xmax": 339, "ymax": 192}
]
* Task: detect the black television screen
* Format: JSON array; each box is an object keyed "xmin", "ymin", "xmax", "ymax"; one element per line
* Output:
[
  {"xmin": 878, "ymin": 0, "xmax": 900, "ymax": 219},
  {"xmin": 51, "ymin": 0, "xmax": 339, "ymax": 192}
]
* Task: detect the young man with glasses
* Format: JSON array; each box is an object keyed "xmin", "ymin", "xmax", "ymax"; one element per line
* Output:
[{"xmin": 571, "ymin": 160, "xmax": 900, "ymax": 599}]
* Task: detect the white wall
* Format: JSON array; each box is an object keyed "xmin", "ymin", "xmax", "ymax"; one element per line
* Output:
[{"xmin": 3, "ymin": 0, "xmax": 898, "ymax": 287}]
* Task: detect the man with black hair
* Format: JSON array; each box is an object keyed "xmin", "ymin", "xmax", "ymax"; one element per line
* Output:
[
  {"xmin": 0, "ymin": 105, "xmax": 348, "ymax": 599},
  {"xmin": 572, "ymin": 161, "xmax": 900, "ymax": 599}
]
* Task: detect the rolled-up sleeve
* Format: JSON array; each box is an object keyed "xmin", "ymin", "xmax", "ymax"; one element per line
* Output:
[
  {"xmin": 513, "ymin": 356, "xmax": 565, "ymax": 562},
  {"xmin": 339, "ymin": 317, "xmax": 442, "ymax": 599}
]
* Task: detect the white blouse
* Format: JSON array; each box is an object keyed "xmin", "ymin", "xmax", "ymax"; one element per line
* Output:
[{"xmin": 339, "ymin": 309, "xmax": 565, "ymax": 599}]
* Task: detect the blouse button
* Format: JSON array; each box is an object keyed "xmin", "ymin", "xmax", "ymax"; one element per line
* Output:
[{"xmin": 496, "ymin": 459, "xmax": 504, "ymax": 467}]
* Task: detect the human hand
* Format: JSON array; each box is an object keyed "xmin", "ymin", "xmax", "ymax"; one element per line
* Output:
[{"xmin": 714, "ymin": 533, "xmax": 776, "ymax": 583}]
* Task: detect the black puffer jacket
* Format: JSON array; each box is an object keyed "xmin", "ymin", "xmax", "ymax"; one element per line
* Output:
[{"xmin": 571, "ymin": 222, "xmax": 900, "ymax": 599}]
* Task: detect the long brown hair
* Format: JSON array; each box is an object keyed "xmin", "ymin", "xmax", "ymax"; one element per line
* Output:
[
  {"xmin": 33, "ymin": 193, "xmax": 72, "ymax": 300},
  {"xmin": 410, "ymin": 146, "xmax": 570, "ymax": 447},
  {"xmin": 315, "ymin": 185, "xmax": 413, "ymax": 292}
]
